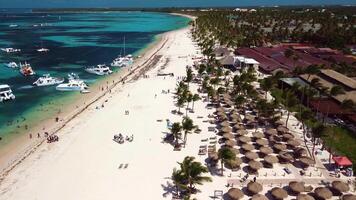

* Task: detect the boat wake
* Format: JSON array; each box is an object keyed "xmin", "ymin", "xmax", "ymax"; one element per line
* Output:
[{"xmin": 17, "ymin": 85, "xmax": 35, "ymax": 90}]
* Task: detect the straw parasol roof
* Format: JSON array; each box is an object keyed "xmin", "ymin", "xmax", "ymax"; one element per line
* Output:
[
  {"xmin": 248, "ymin": 160, "xmax": 262, "ymax": 170},
  {"xmin": 289, "ymin": 181, "xmax": 305, "ymax": 193},
  {"xmin": 297, "ymin": 194, "xmax": 315, "ymax": 200},
  {"xmin": 217, "ymin": 107, "xmax": 225, "ymax": 113},
  {"xmin": 282, "ymin": 134, "xmax": 294, "ymax": 140},
  {"xmin": 222, "ymin": 126, "xmax": 233, "ymax": 133},
  {"xmin": 225, "ymin": 139, "xmax": 236, "ymax": 147},
  {"xmin": 278, "ymin": 151, "xmax": 294, "ymax": 162},
  {"xmin": 256, "ymin": 139, "xmax": 268, "ymax": 146},
  {"xmin": 217, "ymin": 110, "xmax": 227, "ymax": 117},
  {"xmin": 269, "ymin": 135, "xmax": 282, "ymax": 142},
  {"xmin": 234, "ymin": 124, "xmax": 245, "ymax": 131},
  {"xmin": 247, "ymin": 181, "xmax": 263, "ymax": 194},
  {"xmin": 273, "ymin": 143, "xmax": 287, "ymax": 151},
  {"xmin": 332, "ymin": 181, "xmax": 350, "ymax": 193},
  {"xmin": 314, "ymin": 187, "xmax": 333, "ymax": 200},
  {"xmin": 265, "ymin": 128, "xmax": 278, "ymax": 135},
  {"xmin": 287, "ymin": 139, "xmax": 301, "ymax": 147},
  {"xmin": 242, "ymin": 144, "xmax": 255, "ymax": 151},
  {"xmin": 245, "ymin": 151, "xmax": 258, "ymax": 160},
  {"xmin": 231, "ymin": 148, "xmax": 240, "ymax": 155},
  {"xmin": 295, "ymin": 148, "xmax": 308, "ymax": 156},
  {"xmin": 231, "ymin": 113, "xmax": 241, "ymax": 120},
  {"xmin": 252, "ymin": 132, "xmax": 264, "ymax": 139},
  {"xmin": 238, "ymin": 136, "xmax": 251, "ymax": 143},
  {"xmin": 225, "ymin": 157, "xmax": 242, "ymax": 169},
  {"xmin": 264, "ymin": 155, "xmax": 279, "ymax": 164},
  {"xmin": 220, "ymin": 121, "xmax": 230, "ymax": 127},
  {"xmin": 252, "ymin": 194, "xmax": 268, "ymax": 200},
  {"xmin": 277, "ymin": 125, "xmax": 289, "ymax": 133},
  {"xmin": 245, "ymin": 115, "xmax": 255, "ymax": 122},
  {"xmin": 223, "ymin": 133, "xmax": 234, "ymax": 139},
  {"xmin": 299, "ymin": 156, "xmax": 316, "ymax": 166},
  {"xmin": 208, "ymin": 152, "xmax": 218, "ymax": 161},
  {"xmin": 275, "ymin": 120, "xmax": 284, "ymax": 126},
  {"xmin": 260, "ymin": 146, "xmax": 273, "ymax": 155},
  {"xmin": 227, "ymin": 188, "xmax": 244, "ymax": 200},
  {"xmin": 342, "ymin": 194, "xmax": 356, "ymax": 200},
  {"xmin": 271, "ymin": 187, "xmax": 288, "ymax": 199},
  {"xmin": 237, "ymin": 129, "xmax": 248, "ymax": 135}
]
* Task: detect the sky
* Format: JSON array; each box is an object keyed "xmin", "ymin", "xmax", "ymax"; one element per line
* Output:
[{"xmin": 0, "ymin": 0, "xmax": 355, "ymax": 8}]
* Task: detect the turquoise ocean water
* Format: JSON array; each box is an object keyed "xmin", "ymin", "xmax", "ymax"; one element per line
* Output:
[{"xmin": 0, "ymin": 10, "xmax": 189, "ymax": 144}]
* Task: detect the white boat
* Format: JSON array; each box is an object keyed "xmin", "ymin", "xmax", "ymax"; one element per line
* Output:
[
  {"xmin": 19, "ymin": 62, "xmax": 35, "ymax": 76},
  {"xmin": 0, "ymin": 84, "xmax": 15, "ymax": 102},
  {"xmin": 1, "ymin": 48, "xmax": 21, "ymax": 53},
  {"xmin": 33, "ymin": 74, "xmax": 64, "ymax": 86},
  {"xmin": 110, "ymin": 37, "xmax": 133, "ymax": 67},
  {"xmin": 5, "ymin": 62, "xmax": 18, "ymax": 68},
  {"xmin": 9, "ymin": 24, "xmax": 18, "ymax": 27},
  {"xmin": 85, "ymin": 64, "xmax": 112, "ymax": 75},
  {"xmin": 56, "ymin": 74, "xmax": 88, "ymax": 91},
  {"xmin": 37, "ymin": 48, "xmax": 50, "ymax": 52}
]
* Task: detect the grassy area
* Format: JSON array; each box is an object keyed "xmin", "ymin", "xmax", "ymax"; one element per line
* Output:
[{"xmin": 322, "ymin": 126, "xmax": 356, "ymax": 171}]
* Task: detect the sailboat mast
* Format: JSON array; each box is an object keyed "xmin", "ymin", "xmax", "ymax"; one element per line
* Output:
[{"xmin": 123, "ymin": 36, "xmax": 126, "ymax": 56}]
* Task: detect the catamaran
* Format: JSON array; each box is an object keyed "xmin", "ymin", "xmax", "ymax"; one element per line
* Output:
[
  {"xmin": 110, "ymin": 37, "xmax": 133, "ymax": 67},
  {"xmin": 19, "ymin": 62, "xmax": 35, "ymax": 76},
  {"xmin": 33, "ymin": 74, "xmax": 64, "ymax": 86},
  {"xmin": 0, "ymin": 84, "xmax": 15, "ymax": 102},
  {"xmin": 5, "ymin": 62, "xmax": 18, "ymax": 68},
  {"xmin": 1, "ymin": 48, "xmax": 21, "ymax": 53},
  {"xmin": 56, "ymin": 73, "xmax": 89, "ymax": 92},
  {"xmin": 85, "ymin": 64, "xmax": 112, "ymax": 75}
]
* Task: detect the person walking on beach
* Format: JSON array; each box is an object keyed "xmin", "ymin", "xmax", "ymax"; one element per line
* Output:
[{"xmin": 29, "ymin": 133, "xmax": 32, "ymax": 139}]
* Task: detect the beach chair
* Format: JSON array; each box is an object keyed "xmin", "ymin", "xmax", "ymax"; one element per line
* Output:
[{"xmin": 124, "ymin": 164, "xmax": 128, "ymax": 169}]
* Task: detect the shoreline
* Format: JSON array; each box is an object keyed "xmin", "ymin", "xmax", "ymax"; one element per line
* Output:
[{"xmin": 0, "ymin": 20, "xmax": 191, "ymax": 180}]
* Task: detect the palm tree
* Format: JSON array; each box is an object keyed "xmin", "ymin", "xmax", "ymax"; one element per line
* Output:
[
  {"xmin": 311, "ymin": 124, "xmax": 325, "ymax": 160},
  {"xmin": 177, "ymin": 95, "xmax": 186, "ymax": 114},
  {"xmin": 259, "ymin": 77, "xmax": 273, "ymax": 99},
  {"xmin": 191, "ymin": 94, "xmax": 200, "ymax": 111},
  {"xmin": 185, "ymin": 66, "xmax": 193, "ymax": 86},
  {"xmin": 283, "ymin": 90, "xmax": 299, "ymax": 126},
  {"xmin": 218, "ymin": 147, "xmax": 236, "ymax": 176},
  {"xmin": 185, "ymin": 92, "xmax": 193, "ymax": 117},
  {"xmin": 341, "ymin": 99, "xmax": 355, "ymax": 111},
  {"xmin": 171, "ymin": 122, "xmax": 182, "ymax": 146},
  {"xmin": 177, "ymin": 156, "xmax": 212, "ymax": 196},
  {"xmin": 171, "ymin": 168, "xmax": 187, "ymax": 197},
  {"xmin": 182, "ymin": 117, "xmax": 195, "ymax": 147},
  {"xmin": 329, "ymin": 85, "xmax": 345, "ymax": 97}
]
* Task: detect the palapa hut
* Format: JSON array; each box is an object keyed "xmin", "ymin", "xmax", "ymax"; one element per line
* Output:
[
  {"xmin": 245, "ymin": 151, "xmax": 259, "ymax": 160},
  {"xmin": 342, "ymin": 194, "xmax": 356, "ymax": 200},
  {"xmin": 287, "ymin": 139, "xmax": 301, "ymax": 147},
  {"xmin": 244, "ymin": 114, "xmax": 255, "ymax": 123},
  {"xmin": 314, "ymin": 187, "xmax": 333, "ymax": 200},
  {"xmin": 264, "ymin": 155, "xmax": 279, "ymax": 166},
  {"xmin": 227, "ymin": 188, "xmax": 244, "ymax": 200},
  {"xmin": 271, "ymin": 187, "xmax": 288, "ymax": 199},
  {"xmin": 247, "ymin": 181, "xmax": 263, "ymax": 194},
  {"xmin": 237, "ymin": 130, "xmax": 248, "ymax": 136},
  {"xmin": 248, "ymin": 160, "xmax": 262, "ymax": 171},
  {"xmin": 282, "ymin": 133, "xmax": 295, "ymax": 140},
  {"xmin": 332, "ymin": 181, "xmax": 350, "ymax": 194},
  {"xmin": 220, "ymin": 121, "xmax": 230, "ymax": 127},
  {"xmin": 242, "ymin": 143, "xmax": 255, "ymax": 151},
  {"xmin": 252, "ymin": 132, "xmax": 264, "ymax": 139},
  {"xmin": 269, "ymin": 135, "xmax": 282, "ymax": 142},
  {"xmin": 295, "ymin": 147, "xmax": 308, "ymax": 157},
  {"xmin": 217, "ymin": 107, "xmax": 225, "ymax": 113},
  {"xmin": 256, "ymin": 139, "xmax": 268, "ymax": 146},
  {"xmin": 225, "ymin": 157, "xmax": 242, "ymax": 170},
  {"xmin": 278, "ymin": 151, "xmax": 294, "ymax": 163},
  {"xmin": 251, "ymin": 194, "xmax": 268, "ymax": 200},
  {"xmin": 222, "ymin": 126, "xmax": 233, "ymax": 133},
  {"xmin": 299, "ymin": 156, "xmax": 316, "ymax": 167},
  {"xmin": 297, "ymin": 194, "xmax": 315, "ymax": 200},
  {"xmin": 260, "ymin": 146, "xmax": 273, "ymax": 155},
  {"xmin": 265, "ymin": 128, "xmax": 278, "ymax": 135},
  {"xmin": 225, "ymin": 139, "xmax": 236, "ymax": 147},
  {"xmin": 234, "ymin": 124, "xmax": 245, "ymax": 131},
  {"xmin": 238, "ymin": 136, "xmax": 251, "ymax": 143},
  {"xmin": 273, "ymin": 143, "xmax": 287, "ymax": 152},
  {"xmin": 289, "ymin": 181, "xmax": 305, "ymax": 193},
  {"xmin": 223, "ymin": 133, "xmax": 234, "ymax": 139}
]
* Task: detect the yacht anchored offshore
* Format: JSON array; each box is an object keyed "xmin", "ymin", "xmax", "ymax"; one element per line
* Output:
[
  {"xmin": 33, "ymin": 74, "xmax": 64, "ymax": 86},
  {"xmin": 111, "ymin": 55, "xmax": 133, "ymax": 67},
  {"xmin": 19, "ymin": 62, "xmax": 35, "ymax": 76},
  {"xmin": 5, "ymin": 62, "xmax": 18, "ymax": 68},
  {"xmin": 1, "ymin": 48, "xmax": 21, "ymax": 53},
  {"xmin": 0, "ymin": 84, "xmax": 15, "ymax": 102},
  {"xmin": 56, "ymin": 74, "xmax": 88, "ymax": 92},
  {"xmin": 85, "ymin": 64, "xmax": 112, "ymax": 75},
  {"xmin": 37, "ymin": 48, "xmax": 50, "ymax": 52}
]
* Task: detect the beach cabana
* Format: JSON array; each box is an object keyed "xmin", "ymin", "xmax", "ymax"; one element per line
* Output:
[
  {"xmin": 242, "ymin": 144, "xmax": 255, "ymax": 151},
  {"xmin": 247, "ymin": 181, "xmax": 263, "ymax": 194},
  {"xmin": 271, "ymin": 187, "xmax": 288, "ymax": 199},
  {"xmin": 332, "ymin": 156, "xmax": 352, "ymax": 168},
  {"xmin": 252, "ymin": 194, "xmax": 268, "ymax": 200},
  {"xmin": 256, "ymin": 139, "xmax": 268, "ymax": 146},
  {"xmin": 332, "ymin": 181, "xmax": 350, "ymax": 194},
  {"xmin": 297, "ymin": 194, "xmax": 315, "ymax": 200},
  {"xmin": 227, "ymin": 188, "xmax": 244, "ymax": 200},
  {"xmin": 314, "ymin": 187, "xmax": 333, "ymax": 200},
  {"xmin": 245, "ymin": 151, "xmax": 258, "ymax": 160},
  {"xmin": 289, "ymin": 181, "xmax": 305, "ymax": 193}
]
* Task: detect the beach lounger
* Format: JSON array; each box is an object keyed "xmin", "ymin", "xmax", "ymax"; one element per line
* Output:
[
  {"xmin": 124, "ymin": 164, "xmax": 128, "ymax": 169},
  {"xmin": 118, "ymin": 164, "xmax": 123, "ymax": 169}
]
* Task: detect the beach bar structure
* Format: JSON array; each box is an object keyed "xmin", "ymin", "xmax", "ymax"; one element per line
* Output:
[{"xmin": 234, "ymin": 56, "xmax": 260, "ymax": 71}]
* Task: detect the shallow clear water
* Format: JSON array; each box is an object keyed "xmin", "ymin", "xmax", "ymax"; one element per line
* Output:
[{"xmin": 0, "ymin": 11, "xmax": 189, "ymax": 142}]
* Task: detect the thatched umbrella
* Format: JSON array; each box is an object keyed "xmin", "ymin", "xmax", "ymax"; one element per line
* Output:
[
  {"xmin": 245, "ymin": 115, "xmax": 255, "ymax": 122},
  {"xmin": 252, "ymin": 194, "xmax": 268, "ymax": 200},
  {"xmin": 278, "ymin": 151, "xmax": 294, "ymax": 162},
  {"xmin": 238, "ymin": 136, "xmax": 251, "ymax": 143},
  {"xmin": 231, "ymin": 113, "xmax": 241, "ymax": 120},
  {"xmin": 242, "ymin": 144, "xmax": 255, "ymax": 151},
  {"xmin": 282, "ymin": 134, "xmax": 294, "ymax": 140},
  {"xmin": 225, "ymin": 157, "xmax": 242, "ymax": 169},
  {"xmin": 289, "ymin": 181, "xmax": 305, "ymax": 193},
  {"xmin": 208, "ymin": 152, "xmax": 219, "ymax": 161},
  {"xmin": 223, "ymin": 133, "xmax": 234, "ymax": 139},
  {"xmin": 299, "ymin": 156, "xmax": 315, "ymax": 166},
  {"xmin": 260, "ymin": 146, "xmax": 273, "ymax": 155},
  {"xmin": 252, "ymin": 132, "xmax": 264, "ymax": 139},
  {"xmin": 225, "ymin": 139, "xmax": 236, "ymax": 147},
  {"xmin": 248, "ymin": 160, "xmax": 262, "ymax": 171},
  {"xmin": 269, "ymin": 135, "xmax": 282, "ymax": 142},
  {"xmin": 265, "ymin": 128, "xmax": 278, "ymax": 135},
  {"xmin": 342, "ymin": 194, "xmax": 356, "ymax": 200},
  {"xmin": 220, "ymin": 121, "xmax": 230, "ymax": 127},
  {"xmin": 227, "ymin": 188, "xmax": 244, "ymax": 200},
  {"xmin": 256, "ymin": 139, "xmax": 268, "ymax": 146},
  {"xmin": 273, "ymin": 143, "xmax": 287, "ymax": 151},
  {"xmin": 217, "ymin": 107, "xmax": 225, "ymax": 113},
  {"xmin": 277, "ymin": 125, "xmax": 289, "ymax": 133},
  {"xmin": 332, "ymin": 181, "xmax": 350, "ymax": 193},
  {"xmin": 271, "ymin": 187, "xmax": 288, "ymax": 199},
  {"xmin": 297, "ymin": 194, "xmax": 315, "ymax": 200},
  {"xmin": 264, "ymin": 155, "xmax": 279, "ymax": 164},
  {"xmin": 247, "ymin": 181, "xmax": 263, "ymax": 194},
  {"xmin": 245, "ymin": 151, "xmax": 258, "ymax": 160},
  {"xmin": 287, "ymin": 139, "xmax": 301, "ymax": 147},
  {"xmin": 234, "ymin": 124, "xmax": 245, "ymax": 131},
  {"xmin": 314, "ymin": 187, "xmax": 333, "ymax": 200},
  {"xmin": 231, "ymin": 148, "xmax": 240, "ymax": 155},
  {"xmin": 225, "ymin": 100, "xmax": 234, "ymax": 107},
  {"xmin": 295, "ymin": 148, "xmax": 308, "ymax": 157},
  {"xmin": 239, "ymin": 130, "xmax": 249, "ymax": 135},
  {"xmin": 222, "ymin": 126, "xmax": 233, "ymax": 133},
  {"xmin": 217, "ymin": 110, "xmax": 227, "ymax": 117}
]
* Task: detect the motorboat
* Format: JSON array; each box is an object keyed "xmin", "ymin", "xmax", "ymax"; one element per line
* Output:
[
  {"xmin": 56, "ymin": 74, "xmax": 88, "ymax": 91},
  {"xmin": 9, "ymin": 24, "xmax": 18, "ymax": 27},
  {"xmin": 1, "ymin": 48, "xmax": 21, "ymax": 53},
  {"xmin": 33, "ymin": 74, "xmax": 64, "ymax": 86},
  {"xmin": 19, "ymin": 62, "xmax": 35, "ymax": 76},
  {"xmin": 37, "ymin": 48, "xmax": 50, "ymax": 52},
  {"xmin": 0, "ymin": 84, "xmax": 15, "ymax": 102},
  {"xmin": 85, "ymin": 64, "xmax": 112, "ymax": 75},
  {"xmin": 5, "ymin": 62, "xmax": 18, "ymax": 68},
  {"xmin": 110, "ymin": 37, "xmax": 133, "ymax": 67}
]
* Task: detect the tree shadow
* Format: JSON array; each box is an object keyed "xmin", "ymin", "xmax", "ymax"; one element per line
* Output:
[{"xmin": 161, "ymin": 181, "xmax": 177, "ymax": 198}]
